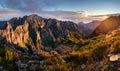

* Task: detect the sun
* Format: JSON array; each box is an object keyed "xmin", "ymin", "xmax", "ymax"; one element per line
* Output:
[{"xmin": 102, "ymin": 16, "xmax": 109, "ymax": 19}]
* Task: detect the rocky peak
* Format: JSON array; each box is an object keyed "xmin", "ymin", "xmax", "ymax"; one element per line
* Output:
[{"xmin": 0, "ymin": 14, "xmax": 83, "ymax": 52}]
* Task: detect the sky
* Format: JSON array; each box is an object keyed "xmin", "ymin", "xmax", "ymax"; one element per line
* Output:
[{"xmin": 0, "ymin": 0, "xmax": 120, "ymax": 23}]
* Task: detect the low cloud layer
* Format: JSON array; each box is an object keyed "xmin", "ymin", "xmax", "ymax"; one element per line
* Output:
[
  {"xmin": 0, "ymin": 8, "xmax": 114, "ymax": 22},
  {"xmin": 0, "ymin": 8, "xmax": 22, "ymax": 20},
  {"xmin": 39, "ymin": 11, "xmax": 91, "ymax": 23},
  {"xmin": 89, "ymin": 13, "xmax": 120, "ymax": 21},
  {"xmin": 0, "ymin": 9, "xmax": 20, "ymax": 16},
  {"xmin": 0, "ymin": 8, "xmax": 91, "ymax": 22}
]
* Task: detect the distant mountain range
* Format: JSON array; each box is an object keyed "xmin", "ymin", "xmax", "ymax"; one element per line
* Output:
[{"xmin": 78, "ymin": 21, "xmax": 100, "ymax": 35}]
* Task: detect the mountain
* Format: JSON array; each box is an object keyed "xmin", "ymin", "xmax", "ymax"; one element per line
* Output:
[
  {"xmin": 1, "ymin": 14, "xmax": 120, "ymax": 71},
  {"xmin": 0, "ymin": 14, "xmax": 83, "ymax": 51},
  {"xmin": 86, "ymin": 21, "xmax": 100, "ymax": 33},
  {"xmin": 92, "ymin": 16, "xmax": 120, "ymax": 35},
  {"xmin": 78, "ymin": 21, "xmax": 100, "ymax": 35}
]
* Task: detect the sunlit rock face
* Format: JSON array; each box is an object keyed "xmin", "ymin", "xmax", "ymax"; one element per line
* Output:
[
  {"xmin": 0, "ymin": 14, "xmax": 83, "ymax": 50},
  {"xmin": 108, "ymin": 54, "xmax": 120, "ymax": 61},
  {"xmin": 92, "ymin": 16, "xmax": 120, "ymax": 35}
]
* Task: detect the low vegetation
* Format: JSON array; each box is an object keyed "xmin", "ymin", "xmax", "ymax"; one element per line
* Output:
[{"xmin": 0, "ymin": 31, "xmax": 120, "ymax": 71}]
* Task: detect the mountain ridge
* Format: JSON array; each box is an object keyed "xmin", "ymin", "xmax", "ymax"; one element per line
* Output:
[
  {"xmin": 92, "ymin": 16, "xmax": 120, "ymax": 35},
  {"xmin": 1, "ymin": 14, "xmax": 120, "ymax": 71},
  {"xmin": 0, "ymin": 14, "xmax": 83, "ymax": 51}
]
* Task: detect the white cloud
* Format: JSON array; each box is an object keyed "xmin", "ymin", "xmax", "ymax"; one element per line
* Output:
[
  {"xmin": 0, "ymin": 8, "xmax": 22, "ymax": 20},
  {"xmin": 38, "ymin": 11, "xmax": 92, "ymax": 23}
]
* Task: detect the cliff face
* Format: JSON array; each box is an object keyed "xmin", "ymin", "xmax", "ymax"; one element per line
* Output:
[{"xmin": 0, "ymin": 14, "xmax": 83, "ymax": 50}]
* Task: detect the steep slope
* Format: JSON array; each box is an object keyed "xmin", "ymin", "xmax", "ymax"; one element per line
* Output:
[
  {"xmin": 78, "ymin": 21, "xmax": 100, "ymax": 35},
  {"xmin": 64, "ymin": 28, "xmax": 120, "ymax": 71},
  {"xmin": 86, "ymin": 21, "xmax": 100, "ymax": 33},
  {"xmin": 0, "ymin": 14, "xmax": 83, "ymax": 51},
  {"xmin": 92, "ymin": 16, "xmax": 120, "ymax": 35}
]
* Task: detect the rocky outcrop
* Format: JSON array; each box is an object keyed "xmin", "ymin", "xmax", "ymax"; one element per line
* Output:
[
  {"xmin": 55, "ymin": 45, "xmax": 72, "ymax": 55},
  {"xmin": 108, "ymin": 54, "xmax": 120, "ymax": 61},
  {"xmin": 105, "ymin": 29, "xmax": 120, "ymax": 39},
  {"xmin": 0, "ymin": 14, "xmax": 83, "ymax": 51}
]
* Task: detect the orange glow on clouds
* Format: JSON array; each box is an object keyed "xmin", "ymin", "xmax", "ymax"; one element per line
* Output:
[
  {"xmin": 88, "ymin": 15, "xmax": 109, "ymax": 21},
  {"xmin": 102, "ymin": 16, "xmax": 109, "ymax": 19}
]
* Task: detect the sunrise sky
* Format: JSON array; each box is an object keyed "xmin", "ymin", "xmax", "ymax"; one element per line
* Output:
[{"xmin": 0, "ymin": 0, "xmax": 120, "ymax": 23}]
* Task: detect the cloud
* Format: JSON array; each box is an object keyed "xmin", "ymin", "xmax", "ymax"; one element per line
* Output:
[
  {"xmin": 1, "ymin": 0, "xmax": 53, "ymax": 13},
  {"xmin": 0, "ymin": 7, "xmax": 119, "ymax": 22},
  {"xmin": 0, "ymin": 8, "xmax": 22, "ymax": 21},
  {"xmin": 89, "ymin": 13, "xmax": 120, "ymax": 20},
  {"xmin": 37, "ymin": 10, "xmax": 93, "ymax": 23},
  {"xmin": 89, "ymin": 15, "xmax": 108, "ymax": 20},
  {"xmin": 0, "ymin": 8, "xmax": 108, "ymax": 22},
  {"xmin": 0, "ymin": 7, "xmax": 89, "ymax": 22},
  {"xmin": 0, "ymin": 0, "xmax": 119, "ymax": 22},
  {"xmin": 0, "ymin": 9, "xmax": 20, "ymax": 16}
]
